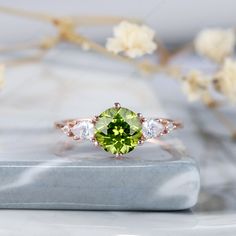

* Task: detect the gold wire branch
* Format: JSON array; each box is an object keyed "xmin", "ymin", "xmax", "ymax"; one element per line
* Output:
[
  {"xmin": 0, "ymin": 6, "xmax": 179, "ymax": 77},
  {"xmin": 0, "ymin": 6, "xmax": 53, "ymax": 22}
]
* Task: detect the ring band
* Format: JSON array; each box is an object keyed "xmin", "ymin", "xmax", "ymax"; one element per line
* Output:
[{"xmin": 55, "ymin": 103, "xmax": 183, "ymax": 156}]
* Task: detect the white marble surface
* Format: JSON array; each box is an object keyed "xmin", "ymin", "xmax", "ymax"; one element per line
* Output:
[
  {"xmin": 0, "ymin": 210, "xmax": 235, "ymax": 236},
  {"xmin": 0, "ymin": 49, "xmax": 236, "ymax": 235}
]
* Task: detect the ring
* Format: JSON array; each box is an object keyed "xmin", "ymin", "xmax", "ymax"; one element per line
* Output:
[{"xmin": 55, "ymin": 103, "xmax": 183, "ymax": 156}]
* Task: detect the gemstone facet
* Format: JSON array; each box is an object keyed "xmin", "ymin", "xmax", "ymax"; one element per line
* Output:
[
  {"xmin": 142, "ymin": 119, "xmax": 164, "ymax": 139},
  {"xmin": 61, "ymin": 125, "xmax": 71, "ymax": 135},
  {"xmin": 166, "ymin": 122, "xmax": 175, "ymax": 132},
  {"xmin": 94, "ymin": 107, "xmax": 142, "ymax": 154},
  {"xmin": 71, "ymin": 120, "xmax": 94, "ymax": 140}
]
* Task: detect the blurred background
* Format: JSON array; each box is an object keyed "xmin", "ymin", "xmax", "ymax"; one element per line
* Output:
[
  {"xmin": 1, "ymin": 0, "xmax": 236, "ymax": 45},
  {"xmin": 0, "ymin": 1, "xmax": 236, "ymax": 235}
]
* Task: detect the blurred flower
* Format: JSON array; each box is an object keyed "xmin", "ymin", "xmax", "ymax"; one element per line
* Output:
[
  {"xmin": 182, "ymin": 70, "xmax": 212, "ymax": 105},
  {"xmin": 213, "ymin": 58, "xmax": 236, "ymax": 103},
  {"xmin": 194, "ymin": 28, "xmax": 235, "ymax": 63},
  {"xmin": 106, "ymin": 21, "xmax": 157, "ymax": 58},
  {"xmin": 0, "ymin": 65, "xmax": 4, "ymax": 89}
]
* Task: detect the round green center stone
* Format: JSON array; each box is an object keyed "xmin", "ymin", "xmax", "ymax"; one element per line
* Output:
[{"xmin": 94, "ymin": 107, "xmax": 142, "ymax": 155}]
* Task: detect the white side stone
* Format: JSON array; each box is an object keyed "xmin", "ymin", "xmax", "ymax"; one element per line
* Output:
[
  {"xmin": 71, "ymin": 120, "xmax": 94, "ymax": 140},
  {"xmin": 142, "ymin": 119, "xmax": 164, "ymax": 139}
]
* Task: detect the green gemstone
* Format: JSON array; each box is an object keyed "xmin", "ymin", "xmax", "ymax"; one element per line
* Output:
[{"xmin": 94, "ymin": 107, "xmax": 142, "ymax": 155}]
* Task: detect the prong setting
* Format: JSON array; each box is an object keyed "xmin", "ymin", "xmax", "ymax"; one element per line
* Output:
[
  {"xmin": 91, "ymin": 137, "xmax": 99, "ymax": 146},
  {"xmin": 92, "ymin": 116, "xmax": 99, "ymax": 124},
  {"xmin": 115, "ymin": 153, "xmax": 123, "ymax": 158},
  {"xmin": 67, "ymin": 132, "xmax": 74, "ymax": 137},
  {"xmin": 137, "ymin": 113, "xmax": 143, "ymax": 118},
  {"xmin": 114, "ymin": 102, "xmax": 121, "ymax": 109},
  {"xmin": 138, "ymin": 113, "xmax": 148, "ymax": 124},
  {"xmin": 138, "ymin": 139, "xmax": 144, "ymax": 145}
]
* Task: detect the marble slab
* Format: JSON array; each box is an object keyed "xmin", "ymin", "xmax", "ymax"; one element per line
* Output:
[
  {"xmin": 1, "ymin": 47, "xmax": 236, "ymax": 234},
  {"xmin": 0, "ymin": 141, "xmax": 200, "ymax": 210},
  {"xmin": 0, "ymin": 58, "xmax": 200, "ymax": 210}
]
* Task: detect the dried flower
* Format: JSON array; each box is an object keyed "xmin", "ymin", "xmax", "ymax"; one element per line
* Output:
[
  {"xmin": 182, "ymin": 70, "xmax": 213, "ymax": 105},
  {"xmin": 106, "ymin": 21, "xmax": 157, "ymax": 58},
  {"xmin": 0, "ymin": 65, "xmax": 4, "ymax": 89},
  {"xmin": 213, "ymin": 58, "xmax": 236, "ymax": 103},
  {"xmin": 194, "ymin": 28, "xmax": 235, "ymax": 63}
]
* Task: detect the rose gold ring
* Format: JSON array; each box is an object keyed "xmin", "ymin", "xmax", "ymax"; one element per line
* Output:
[{"xmin": 55, "ymin": 102, "xmax": 183, "ymax": 156}]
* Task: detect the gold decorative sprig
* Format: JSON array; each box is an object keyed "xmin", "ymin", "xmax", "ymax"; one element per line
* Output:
[
  {"xmin": 0, "ymin": 6, "xmax": 235, "ymax": 139},
  {"xmin": 0, "ymin": 7, "xmax": 180, "ymax": 77}
]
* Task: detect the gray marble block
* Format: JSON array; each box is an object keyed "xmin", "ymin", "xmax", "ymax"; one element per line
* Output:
[
  {"xmin": 0, "ymin": 142, "xmax": 200, "ymax": 210},
  {"xmin": 0, "ymin": 65, "xmax": 200, "ymax": 210}
]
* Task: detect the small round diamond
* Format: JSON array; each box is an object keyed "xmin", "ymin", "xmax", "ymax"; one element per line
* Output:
[
  {"xmin": 142, "ymin": 119, "xmax": 164, "ymax": 139},
  {"xmin": 71, "ymin": 120, "xmax": 94, "ymax": 140},
  {"xmin": 61, "ymin": 125, "xmax": 71, "ymax": 135},
  {"xmin": 166, "ymin": 122, "xmax": 175, "ymax": 131}
]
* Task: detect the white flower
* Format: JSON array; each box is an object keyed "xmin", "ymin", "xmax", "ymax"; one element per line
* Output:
[
  {"xmin": 0, "ymin": 65, "xmax": 4, "ymax": 89},
  {"xmin": 194, "ymin": 28, "xmax": 235, "ymax": 63},
  {"xmin": 213, "ymin": 58, "xmax": 236, "ymax": 103},
  {"xmin": 182, "ymin": 70, "xmax": 211, "ymax": 103},
  {"xmin": 106, "ymin": 21, "xmax": 157, "ymax": 58}
]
